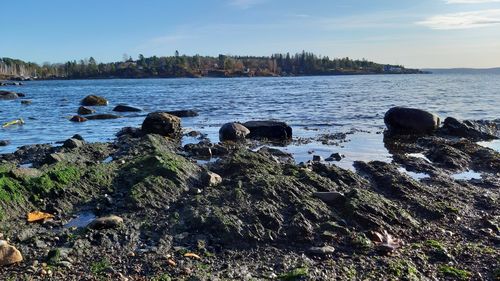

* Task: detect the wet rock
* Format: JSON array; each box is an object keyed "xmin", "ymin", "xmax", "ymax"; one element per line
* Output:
[
  {"xmin": 258, "ymin": 146, "xmax": 294, "ymax": 164},
  {"xmin": 314, "ymin": 192, "xmax": 345, "ymax": 204},
  {"xmin": 426, "ymin": 143, "xmax": 471, "ymax": 171},
  {"xmin": 307, "ymin": 245, "xmax": 335, "ymax": 255},
  {"xmin": 0, "ymin": 90, "xmax": 19, "ymax": 100},
  {"xmin": 81, "ymin": 95, "xmax": 108, "ymax": 106},
  {"xmin": 312, "ymin": 155, "xmax": 323, "ymax": 162},
  {"xmin": 116, "ymin": 127, "xmax": 143, "ymax": 138},
  {"xmin": 184, "ymin": 142, "xmax": 212, "ymax": 158},
  {"xmin": 166, "ymin": 109, "xmax": 199, "ymax": 117},
  {"xmin": 63, "ymin": 138, "xmax": 84, "ymax": 149},
  {"xmin": 44, "ymin": 153, "xmax": 66, "ymax": 164},
  {"xmin": 20, "ymin": 99, "xmax": 32, "ymax": 105},
  {"xmin": 77, "ymin": 106, "xmax": 95, "ymax": 115},
  {"xmin": 219, "ymin": 122, "xmax": 250, "ymax": 141},
  {"xmin": 88, "ymin": 215, "xmax": 124, "ymax": 230},
  {"xmin": 0, "ymin": 140, "xmax": 10, "ymax": 146},
  {"xmin": 113, "ymin": 104, "xmax": 142, "ymax": 112},
  {"xmin": 0, "ymin": 241, "xmax": 23, "ymax": 266},
  {"xmin": 325, "ymin": 153, "xmax": 344, "ymax": 162},
  {"xmin": 70, "ymin": 115, "xmax": 88, "ymax": 122},
  {"xmin": 86, "ymin": 114, "xmax": 122, "ymax": 120},
  {"xmin": 243, "ymin": 120, "xmax": 293, "ymax": 141},
  {"xmin": 440, "ymin": 117, "xmax": 499, "ymax": 140},
  {"xmin": 72, "ymin": 134, "xmax": 84, "ymax": 141},
  {"xmin": 141, "ymin": 112, "xmax": 182, "ymax": 138},
  {"xmin": 384, "ymin": 107, "xmax": 440, "ymax": 134}
]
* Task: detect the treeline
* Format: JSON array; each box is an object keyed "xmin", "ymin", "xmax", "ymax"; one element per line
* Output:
[{"xmin": 1, "ymin": 52, "xmax": 421, "ymax": 80}]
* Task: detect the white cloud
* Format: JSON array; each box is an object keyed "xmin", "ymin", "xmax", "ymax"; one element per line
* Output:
[
  {"xmin": 227, "ymin": 0, "xmax": 265, "ymax": 9},
  {"xmin": 446, "ymin": 0, "xmax": 500, "ymax": 3},
  {"xmin": 417, "ymin": 9, "xmax": 500, "ymax": 29}
]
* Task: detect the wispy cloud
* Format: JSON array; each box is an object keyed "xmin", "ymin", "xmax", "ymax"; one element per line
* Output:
[
  {"xmin": 446, "ymin": 0, "xmax": 500, "ymax": 3},
  {"xmin": 227, "ymin": 0, "xmax": 265, "ymax": 9},
  {"xmin": 417, "ymin": 9, "xmax": 500, "ymax": 29}
]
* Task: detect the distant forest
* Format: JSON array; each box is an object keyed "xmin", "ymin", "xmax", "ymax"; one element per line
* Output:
[{"xmin": 0, "ymin": 51, "xmax": 422, "ymax": 80}]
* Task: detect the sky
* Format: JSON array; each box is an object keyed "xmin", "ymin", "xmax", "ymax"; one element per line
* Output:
[{"xmin": 1, "ymin": 0, "xmax": 500, "ymax": 68}]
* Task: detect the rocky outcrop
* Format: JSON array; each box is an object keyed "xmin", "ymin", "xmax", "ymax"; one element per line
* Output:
[
  {"xmin": 384, "ymin": 107, "xmax": 440, "ymax": 134},
  {"xmin": 141, "ymin": 112, "xmax": 181, "ymax": 138},
  {"xmin": 243, "ymin": 120, "xmax": 292, "ymax": 141},
  {"xmin": 440, "ymin": 117, "xmax": 499, "ymax": 140},
  {"xmin": 81, "ymin": 95, "xmax": 108, "ymax": 106},
  {"xmin": 219, "ymin": 122, "xmax": 250, "ymax": 141},
  {"xmin": 112, "ymin": 104, "xmax": 142, "ymax": 112}
]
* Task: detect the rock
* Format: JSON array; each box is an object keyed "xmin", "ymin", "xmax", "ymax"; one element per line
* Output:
[
  {"xmin": 219, "ymin": 122, "xmax": 250, "ymax": 141},
  {"xmin": 112, "ymin": 104, "xmax": 142, "ymax": 112},
  {"xmin": 243, "ymin": 120, "xmax": 292, "ymax": 141},
  {"xmin": 307, "ymin": 245, "xmax": 335, "ymax": 255},
  {"xmin": 46, "ymin": 153, "xmax": 66, "ymax": 164},
  {"xmin": 17, "ymin": 93, "xmax": 26, "ymax": 97},
  {"xmin": 0, "ymin": 140, "xmax": 10, "ymax": 146},
  {"xmin": 0, "ymin": 90, "xmax": 19, "ymax": 100},
  {"xmin": 81, "ymin": 95, "xmax": 108, "ymax": 106},
  {"xmin": 63, "ymin": 138, "xmax": 84, "ymax": 149},
  {"xmin": 314, "ymin": 192, "xmax": 345, "ymax": 204},
  {"xmin": 86, "ymin": 114, "xmax": 122, "ymax": 120},
  {"xmin": 141, "ymin": 112, "xmax": 182, "ymax": 138},
  {"xmin": 312, "ymin": 155, "xmax": 323, "ymax": 162},
  {"xmin": 205, "ymin": 171, "xmax": 223, "ymax": 187},
  {"xmin": 88, "ymin": 215, "xmax": 124, "ymax": 230},
  {"xmin": 72, "ymin": 134, "xmax": 84, "ymax": 141},
  {"xmin": 166, "ymin": 110, "xmax": 199, "ymax": 117},
  {"xmin": 116, "ymin": 127, "xmax": 143, "ymax": 138},
  {"xmin": 440, "ymin": 117, "xmax": 499, "ymax": 140},
  {"xmin": 184, "ymin": 143, "xmax": 212, "ymax": 158},
  {"xmin": 0, "ymin": 242, "xmax": 23, "ymax": 266},
  {"xmin": 70, "ymin": 115, "xmax": 88, "ymax": 122},
  {"xmin": 384, "ymin": 107, "xmax": 440, "ymax": 134},
  {"xmin": 77, "ymin": 106, "xmax": 95, "ymax": 115},
  {"xmin": 325, "ymin": 153, "xmax": 344, "ymax": 162},
  {"xmin": 20, "ymin": 100, "xmax": 32, "ymax": 105}
]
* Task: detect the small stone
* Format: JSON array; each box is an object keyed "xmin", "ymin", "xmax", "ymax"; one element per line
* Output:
[
  {"xmin": 58, "ymin": 261, "xmax": 72, "ymax": 269},
  {"xmin": 88, "ymin": 215, "xmax": 124, "ymax": 230},
  {"xmin": 205, "ymin": 171, "xmax": 222, "ymax": 187},
  {"xmin": 0, "ymin": 242, "xmax": 23, "ymax": 266},
  {"xmin": 307, "ymin": 245, "xmax": 335, "ymax": 255}
]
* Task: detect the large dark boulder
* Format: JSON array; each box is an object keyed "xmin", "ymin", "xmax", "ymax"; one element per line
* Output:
[
  {"xmin": 219, "ymin": 122, "xmax": 250, "ymax": 141},
  {"xmin": 113, "ymin": 104, "xmax": 142, "ymax": 112},
  {"xmin": 243, "ymin": 120, "xmax": 292, "ymax": 141},
  {"xmin": 0, "ymin": 90, "xmax": 19, "ymax": 100},
  {"xmin": 86, "ymin": 114, "xmax": 122, "ymax": 120},
  {"xmin": 141, "ymin": 112, "xmax": 181, "ymax": 138},
  {"xmin": 384, "ymin": 107, "xmax": 440, "ymax": 134},
  {"xmin": 166, "ymin": 110, "xmax": 199, "ymax": 118},
  {"xmin": 440, "ymin": 117, "xmax": 499, "ymax": 141},
  {"xmin": 81, "ymin": 95, "xmax": 108, "ymax": 106},
  {"xmin": 77, "ymin": 106, "xmax": 95, "ymax": 115}
]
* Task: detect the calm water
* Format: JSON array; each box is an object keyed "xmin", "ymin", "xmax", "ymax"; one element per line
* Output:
[{"xmin": 1, "ymin": 74, "xmax": 499, "ymax": 168}]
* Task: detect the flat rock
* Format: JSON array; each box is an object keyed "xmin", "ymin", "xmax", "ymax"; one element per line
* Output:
[
  {"xmin": 86, "ymin": 114, "xmax": 122, "ymax": 120},
  {"xmin": 88, "ymin": 215, "xmax": 124, "ymax": 230},
  {"xmin": 166, "ymin": 109, "xmax": 199, "ymax": 117}
]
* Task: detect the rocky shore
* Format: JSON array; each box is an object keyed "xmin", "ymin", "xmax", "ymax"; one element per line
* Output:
[{"xmin": 0, "ymin": 107, "xmax": 499, "ymax": 280}]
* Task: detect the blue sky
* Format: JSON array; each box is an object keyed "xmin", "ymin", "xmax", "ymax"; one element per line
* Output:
[{"xmin": 1, "ymin": 0, "xmax": 500, "ymax": 68}]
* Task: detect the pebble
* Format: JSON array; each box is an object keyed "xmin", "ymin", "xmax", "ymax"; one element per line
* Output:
[{"xmin": 307, "ymin": 245, "xmax": 335, "ymax": 255}]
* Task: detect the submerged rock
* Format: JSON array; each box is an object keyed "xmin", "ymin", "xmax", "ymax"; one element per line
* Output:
[
  {"xmin": 0, "ymin": 90, "xmax": 19, "ymax": 100},
  {"xmin": 141, "ymin": 112, "xmax": 182, "ymax": 138},
  {"xmin": 20, "ymin": 100, "xmax": 32, "ymax": 105},
  {"xmin": 70, "ymin": 115, "xmax": 88, "ymax": 122},
  {"xmin": 243, "ymin": 120, "xmax": 292, "ymax": 141},
  {"xmin": 113, "ymin": 104, "xmax": 142, "ymax": 112},
  {"xmin": 86, "ymin": 114, "xmax": 122, "ymax": 120},
  {"xmin": 0, "ymin": 140, "xmax": 10, "ymax": 146},
  {"xmin": 219, "ymin": 122, "xmax": 250, "ymax": 141},
  {"xmin": 81, "ymin": 95, "xmax": 108, "ymax": 106},
  {"xmin": 0, "ymin": 241, "xmax": 23, "ymax": 266},
  {"xmin": 384, "ymin": 107, "xmax": 440, "ymax": 134},
  {"xmin": 77, "ymin": 106, "xmax": 95, "ymax": 115},
  {"xmin": 166, "ymin": 109, "xmax": 199, "ymax": 117}
]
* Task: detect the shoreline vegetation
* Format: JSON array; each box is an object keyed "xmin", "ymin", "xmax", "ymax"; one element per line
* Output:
[{"xmin": 1, "ymin": 51, "xmax": 423, "ymax": 81}]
